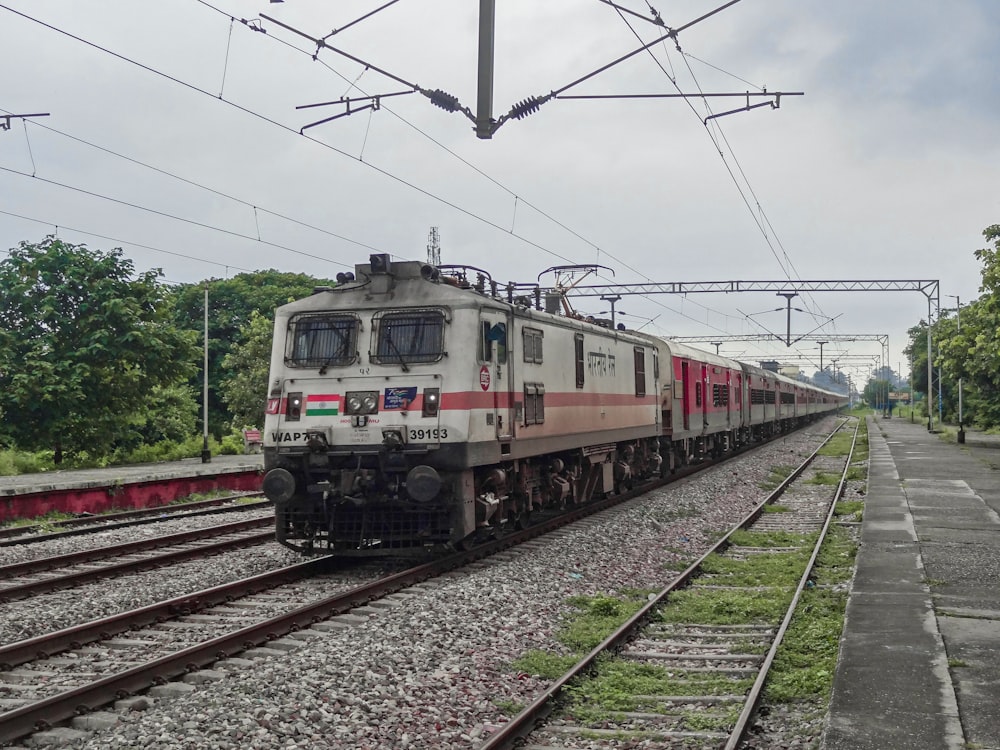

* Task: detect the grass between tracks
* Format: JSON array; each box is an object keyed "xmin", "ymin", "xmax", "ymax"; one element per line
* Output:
[
  {"xmin": 506, "ymin": 420, "xmax": 868, "ymax": 724},
  {"xmin": 507, "ymin": 524, "xmax": 863, "ymax": 724}
]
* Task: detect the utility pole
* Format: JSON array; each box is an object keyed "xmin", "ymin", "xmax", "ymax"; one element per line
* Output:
[
  {"xmin": 475, "ymin": 0, "xmax": 496, "ymax": 139},
  {"xmin": 948, "ymin": 295, "xmax": 965, "ymax": 443},
  {"xmin": 776, "ymin": 292, "xmax": 798, "ymax": 346},
  {"xmin": 201, "ymin": 286, "xmax": 211, "ymax": 464}
]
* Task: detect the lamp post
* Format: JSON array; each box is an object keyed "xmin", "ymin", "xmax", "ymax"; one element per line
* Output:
[
  {"xmin": 201, "ymin": 286, "xmax": 211, "ymax": 463},
  {"xmin": 948, "ymin": 295, "xmax": 965, "ymax": 443}
]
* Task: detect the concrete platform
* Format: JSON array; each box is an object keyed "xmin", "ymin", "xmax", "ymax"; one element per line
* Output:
[
  {"xmin": 0, "ymin": 453, "xmax": 263, "ymax": 521},
  {"xmin": 824, "ymin": 415, "xmax": 1000, "ymax": 750}
]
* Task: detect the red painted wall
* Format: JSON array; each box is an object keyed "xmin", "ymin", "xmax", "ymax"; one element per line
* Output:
[{"xmin": 0, "ymin": 471, "xmax": 262, "ymax": 523}]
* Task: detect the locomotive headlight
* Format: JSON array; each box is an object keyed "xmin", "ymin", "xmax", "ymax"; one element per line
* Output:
[
  {"xmin": 345, "ymin": 391, "xmax": 379, "ymax": 415},
  {"xmin": 422, "ymin": 387, "xmax": 440, "ymax": 417}
]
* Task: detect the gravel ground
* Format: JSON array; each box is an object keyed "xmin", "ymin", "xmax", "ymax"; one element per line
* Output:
[
  {"xmin": 18, "ymin": 419, "xmax": 844, "ymax": 750},
  {"xmin": 0, "ymin": 538, "xmax": 301, "ymax": 645},
  {"xmin": 0, "ymin": 506, "xmax": 276, "ymax": 567}
]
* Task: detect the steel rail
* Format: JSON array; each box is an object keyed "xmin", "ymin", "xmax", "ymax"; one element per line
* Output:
[
  {"xmin": 0, "ymin": 516, "xmax": 272, "ymax": 578},
  {"xmin": 477, "ymin": 418, "xmax": 850, "ymax": 749},
  {"xmin": 0, "ymin": 418, "xmax": 835, "ymax": 745},
  {"xmin": 0, "ymin": 494, "xmax": 268, "ymax": 544},
  {"xmin": 723, "ymin": 419, "xmax": 859, "ymax": 748},
  {"xmin": 0, "ymin": 558, "xmax": 332, "ymax": 670},
  {"xmin": 0, "ymin": 530, "xmax": 274, "ymax": 602}
]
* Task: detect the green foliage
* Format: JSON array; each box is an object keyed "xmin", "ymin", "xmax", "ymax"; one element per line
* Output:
[
  {"xmin": 907, "ymin": 224, "xmax": 1000, "ymax": 429},
  {"xmin": 729, "ymin": 529, "xmax": 812, "ymax": 548},
  {"xmin": 765, "ymin": 589, "xmax": 846, "ymax": 702},
  {"xmin": 0, "ymin": 237, "xmax": 198, "ymax": 464},
  {"xmin": 0, "ymin": 449, "xmax": 52, "ymax": 475},
  {"xmin": 511, "ymin": 650, "xmax": 579, "ymax": 680},
  {"xmin": 818, "ymin": 432, "xmax": 854, "ymax": 456},
  {"xmin": 805, "ymin": 470, "xmax": 841, "ymax": 486},
  {"xmin": 700, "ymin": 549, "xmax": 807, "ymax": 587},
  {"xmin": 169, "ymin": 270, "xmax": 333, "ymax": 434},
  {"xmin": 659, "ymin": 587, "xmax": 793, "ymax": 624},
  {"xmin": 558, "ymin": 594, "xmax": 647, "ymax": 651},
  {"xmin": 567, "ymin": 660, "xmax": 752, "ymax": 708},
  {"xmin": 220, "ymin": 310, "xmax": 273, "ymax": 430}
]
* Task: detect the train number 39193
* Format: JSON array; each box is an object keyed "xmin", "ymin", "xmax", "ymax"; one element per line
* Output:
[{"xmin": 409, "ymin": 427, "xmax": 448, "ymax": 440}]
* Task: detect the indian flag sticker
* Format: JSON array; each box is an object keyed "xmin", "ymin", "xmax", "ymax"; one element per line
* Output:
[{"xmin": 306, "ymin": 393, "xmax": 340, "ymax": 416}]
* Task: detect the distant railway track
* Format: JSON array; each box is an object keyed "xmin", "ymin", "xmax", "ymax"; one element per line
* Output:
[
  {"xmin": 0, "ymin": 516, "xmax": 274, "ymax": 602},
  {"xmin": 478, "ymin": 417, "xmax": 859, "ymax": 750},
  {"xmin": 0, "ymin": 420, "xmax": 841, "ymax": 746},
  {"xmin": 0, "ymin": 493, "xmax": 269, "ymax": 546}
]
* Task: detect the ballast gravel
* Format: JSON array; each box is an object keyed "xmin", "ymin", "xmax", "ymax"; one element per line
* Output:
[{"xmin": 17, "ymin": 420, "xmax": 844, "ymax": 750}]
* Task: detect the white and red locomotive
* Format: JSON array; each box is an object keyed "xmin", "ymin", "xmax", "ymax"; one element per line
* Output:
[{"xmin": 261, "ymin": 255, "xmax": 845, "ymax": 555}]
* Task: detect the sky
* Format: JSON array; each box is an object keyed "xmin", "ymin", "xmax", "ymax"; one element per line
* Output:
[{"xmin": 2, "ymin": 0, "xmax": 998, "ymax": 390}]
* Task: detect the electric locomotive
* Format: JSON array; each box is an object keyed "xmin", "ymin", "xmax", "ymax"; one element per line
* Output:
[{"xmin": 261, "ymin": 254, "xmax": 665, "ymax": 555}]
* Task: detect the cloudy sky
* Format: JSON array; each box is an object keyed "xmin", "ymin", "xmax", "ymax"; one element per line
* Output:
[{"xmin": 2, "ymin": 0, "xmax": 997, "ymax": 388}]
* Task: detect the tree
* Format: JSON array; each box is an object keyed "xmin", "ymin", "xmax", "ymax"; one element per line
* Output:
[
  {"xmin": 219, "ymin": 310, "xmax": 273, "ymax": 429},
  {"xmin": 908, "ymin": 224, "xmax": 1000, "ymax": 428},
  {"xmin": 0, "ymin": 237, "xmax": 198, "ymax": 463},
  {"xmin": 169, "ymin": 270, "xmax": 332, "ymax": 434}
]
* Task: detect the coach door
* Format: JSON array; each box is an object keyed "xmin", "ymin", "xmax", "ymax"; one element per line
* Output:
[
  {"xmin": 480, "ymin": 312, "xmax": 513, "ymax": 444},
  {"xmin": 680, "ymin": 360, "xmax": 690, "ymax": 431}
]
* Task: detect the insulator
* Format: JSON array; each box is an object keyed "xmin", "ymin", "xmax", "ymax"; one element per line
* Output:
[
  {"xmin": 510, "ymin": 96, "xmax": 542, "ymax": 120},
  {"xmin": 429, "ymin": 89, "xmax": 460, "ymax": 112}
]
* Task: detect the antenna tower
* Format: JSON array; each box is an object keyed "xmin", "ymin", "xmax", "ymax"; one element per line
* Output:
[{"xmin": 427, "ymin": 226, "xmax": 441, "ymax": 266}]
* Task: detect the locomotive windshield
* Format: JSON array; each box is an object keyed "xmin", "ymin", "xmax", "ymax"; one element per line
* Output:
[
  {"xmin": 286, "ymin": 313, "xmax": 358, "ymax": 368},
  {"xmin": 373, "ymin": 310, "xmax": 445, "ymax": 365}
]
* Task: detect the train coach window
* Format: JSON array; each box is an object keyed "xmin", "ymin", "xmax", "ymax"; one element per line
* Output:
[
  {"xmin": 373, "ymin": 310, "xmax": 445, "ymax": 365},
  {"xmin": 287, "ymin": 313, "xmax": 359, "ymax": 369},
  {"xmin": 633, "ymin": 348, "xmax": 646, "ymax": 396},
  {"xmin": 712, "ymin": 383, "xmax": 729, "ymax": 407},
  {"xmin": 523, "ymin": 328, "xmax": 543, "ymax": 363},
  {"xmin": 524, "ymin": 382, "xmax": 545, "ymax": 425},
  {"xmin": 575, "ymin": 334, "xmax": 585, "ymax": 388}
]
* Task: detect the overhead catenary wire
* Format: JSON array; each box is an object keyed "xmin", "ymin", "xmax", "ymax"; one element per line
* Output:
[
  {"xmin": 607, "ymin": 2, "xmax": 840, "ymax": 352},
  {"xmin": 0, "ymin": 1, "xmax": 837, "ymax": 366}
]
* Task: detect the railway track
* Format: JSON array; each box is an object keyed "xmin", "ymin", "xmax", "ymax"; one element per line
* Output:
[
  {"xmin": 479, "ymin": 418, "xmax": 860, "ymax": 750},
  {"xmin": 0, "ymin": 419, "xmax": 846, "ymax": 747},
  {"xmin": 0, "ymin": 493, "xmax": 269, "ymax": 547},
  {"xmin": 0, "ymin": 516, "xmax": 274, "ymax": 602}
]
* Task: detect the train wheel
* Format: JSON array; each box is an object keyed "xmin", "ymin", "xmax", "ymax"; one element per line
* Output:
[{"xmin": 508, "ymin": 507, "xmax": 530, "ymax": 530}]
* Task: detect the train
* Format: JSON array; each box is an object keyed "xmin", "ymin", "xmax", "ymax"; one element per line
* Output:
[{"xmin": 261, "ymin": 254, "xmax": 847, "ymax": 555}]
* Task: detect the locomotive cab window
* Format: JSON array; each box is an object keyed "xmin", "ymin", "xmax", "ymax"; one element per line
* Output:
[
  {"xmin": 372, "ymin": 310, "xmax": 445, "ymax": 365},
  {"xmin": 286, "ymin": 313, "xmax": 359, "ymax": 369},
  {"xmin": 480, "ymin": 321, "xmax": 507, "ymax": 364},
  {"xmin": 523, "ymin": 327, "xmax": 543, "ymax": 363}
]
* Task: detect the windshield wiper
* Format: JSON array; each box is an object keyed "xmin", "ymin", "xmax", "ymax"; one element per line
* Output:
[{"xmin": 383, "ymin": 330, "xmax": 410, "ymax": 373}]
